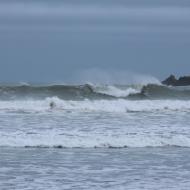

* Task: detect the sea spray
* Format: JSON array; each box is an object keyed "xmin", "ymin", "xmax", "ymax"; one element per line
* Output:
[{"xmin": 70, "ymin": 69, "xmax": 161, "ymax": 85}]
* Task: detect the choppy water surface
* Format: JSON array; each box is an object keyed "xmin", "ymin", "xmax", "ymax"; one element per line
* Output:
[
  {"xmin": 0, "ymin": 84, "xmax": 190, "ymax": 189},
  {"xmin": 1, "ymin": 148, "xmax": 190, "ymax": 190}
]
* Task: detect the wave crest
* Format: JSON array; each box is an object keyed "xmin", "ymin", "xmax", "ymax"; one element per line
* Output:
[{"xmin": 0, "ymin": 83, "xmax": 189, "ymax": 100}]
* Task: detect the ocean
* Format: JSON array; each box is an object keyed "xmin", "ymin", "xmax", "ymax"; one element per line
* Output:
[
  {"xmin": 0, "ymin": 0, "xmax": 190, "ymax": 189},
  {"xmin": 1, "ymin": 82, "xmax": 190, "ymax": 189}
]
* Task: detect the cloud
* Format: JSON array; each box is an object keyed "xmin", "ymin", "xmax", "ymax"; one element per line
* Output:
[{"xmin": 0, "ymin": 2, "xmax": 190, "ymax": 22}]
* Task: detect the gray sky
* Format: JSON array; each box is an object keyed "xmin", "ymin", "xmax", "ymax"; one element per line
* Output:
[{"xmin": 0, "ymin": 0, "xmax": 190, "ymax": 83}]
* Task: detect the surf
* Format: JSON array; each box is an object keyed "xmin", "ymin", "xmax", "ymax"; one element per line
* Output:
[{"xmin": 0, "ymin": 83, "xmax": 190, "ymax": 100}]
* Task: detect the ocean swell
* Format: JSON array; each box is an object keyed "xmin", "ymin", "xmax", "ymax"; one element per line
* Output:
[{"xmin": 0, "ymin": 83, "xmax": 190, "ymax": 100}]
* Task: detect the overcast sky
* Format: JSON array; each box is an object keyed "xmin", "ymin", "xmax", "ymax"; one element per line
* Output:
[{"xmin": 0, "ymin": 0, "xmax": 190, "ymax": 83}]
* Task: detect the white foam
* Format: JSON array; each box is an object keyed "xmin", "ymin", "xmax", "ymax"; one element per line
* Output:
[
  {"xmin": 1, "ymin": 131, "xmax": 190, "ymax": 148},
  {"xmin": 41, "ymin": 97, "xmax": 190, "ymax": 113},
  {"xmin": 93, "ymin": 85, "xmax": 140, "ymax": 98},
  {"xmin": 0, "ymin": 97, "xmax": 190, "ymax": 113}
]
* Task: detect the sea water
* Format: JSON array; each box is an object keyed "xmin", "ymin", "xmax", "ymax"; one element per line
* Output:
[{"xmin": 0, "ymin": 84, "xmax": 190, "ymax": 189}]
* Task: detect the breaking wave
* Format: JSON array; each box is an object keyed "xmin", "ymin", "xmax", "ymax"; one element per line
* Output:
[
  {"xmin": 0, "ymin": 83, "xmax": 190, "ymax": 100},
  {"xmin": 92, "ymin": 84, "xmax": 141, "ymax": 98},
  {"xmin": 0, "ymin": 82, "xmax": 190, "ymax": 149},
  {"xmin": 1, "ymin": 98, "xmax": 190, "ymax": 113}
]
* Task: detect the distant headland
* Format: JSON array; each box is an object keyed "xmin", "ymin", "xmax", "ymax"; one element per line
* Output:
[{"xmin": 162, "ymin": 75, "xmax": 190, "ymax": 86}]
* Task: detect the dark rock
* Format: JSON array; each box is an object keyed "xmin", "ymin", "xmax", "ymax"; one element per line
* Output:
[
  {"xmin": 162, "ymin": 75, "xmax": 178, "ymax": 86},
  {"xmin": 162, "ymin": 75, "xmax": 190, "ymax": 86},
  {"xmin": 178, "ymin": 76, "xmax": 190, "ymax": 86}
]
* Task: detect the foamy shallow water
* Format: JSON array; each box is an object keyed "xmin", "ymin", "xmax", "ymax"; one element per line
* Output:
[
  {"xmin": 1, "ymin": 99, "xmax": 190, "ymax": 189},
  {"xmin": 0, "ymin": 100, "xmax": 190, "ymax": 148}
]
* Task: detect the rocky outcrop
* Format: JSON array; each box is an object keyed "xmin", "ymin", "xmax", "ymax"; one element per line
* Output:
[
  {"xmin": 162, "ymin": 75, "xmax": 190, "ymax": 86},
  {"xmin": 177, "ymin": 76, "xmax": 190, "ymax": 86},
  {"xmin": 162, "ymin": 75, "xmax": 178, "ymax": 86}
]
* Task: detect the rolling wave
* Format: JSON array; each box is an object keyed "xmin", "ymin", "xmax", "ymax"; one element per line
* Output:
[
  {"xmin": 0, "ymin": 84, "xmax": 112, "ymax": 100},
  {"xmin": 0, "ymin": 83, "xmax": 189, "ymax": 100},
  {"xmin": 141, "ymin": 84, "xmax": 190, "ymax": 99}
]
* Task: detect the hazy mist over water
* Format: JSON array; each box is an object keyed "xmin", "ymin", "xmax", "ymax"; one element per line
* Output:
[{"xmin": 0, "ymin": 0, "xmax": 190, "ymax": 83}]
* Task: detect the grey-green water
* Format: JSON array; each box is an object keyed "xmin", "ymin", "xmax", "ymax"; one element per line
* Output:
[{"xmin": 1, "ymin": 147, "xmax": 190, "ymax": 190}]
